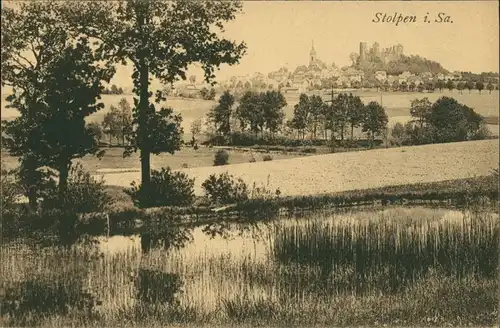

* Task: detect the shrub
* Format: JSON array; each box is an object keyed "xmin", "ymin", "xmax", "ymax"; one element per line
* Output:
[
  {"xmin": 181, "ymin": 163, "xmax": 189, "ymax": 169},
  {"xmin": 126, "ymin": 167, "xmax": 195, "ymax": 208},
  {"xmin": 40, "ymin": 163, "xmax": 110, "ymax": 214},
  {"xmin": 262, "ymin": 154, "xmax": 273, "ymax": 161},
  {"xmin": 1, "ymin": 165, "xmax": 24, "ymax": 239},
  {"xmin": 213, "ymin": 149, "xmax": 230, "ymax": 166},
  {"xmin": 202, "ymin": 172, "xmax": 249, "ymax": 205},
  {"xmin": 249, "ymin": 153, "xmax": 257, "ymax": 163}
]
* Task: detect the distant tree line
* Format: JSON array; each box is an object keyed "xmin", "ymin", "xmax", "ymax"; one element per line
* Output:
[
  {"xmin": 102, "ymin": 84, "xmax": 125, "ymax": 95},
  {"xmin": 376, "ymin": 79, "xmax": 497, "ymax": 95},
  {"xmin": 86, "ymin": 98, "xmax": 133, "ymax": 146},
  {"xmin": 302, "ymin": 77, "xmax": 498, "ymax": 94}
]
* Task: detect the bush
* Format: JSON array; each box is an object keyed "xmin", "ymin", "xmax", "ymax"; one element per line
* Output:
[
  {"xmin": 202, "ymin": 172, "xmax": 249, "ymax": 205},
  {"xmin": 126, "ymin": 167, "xmax": 195, "ymax": 208},
  {"xmin": 214, "ymin": 149, "xmax": 230, "ymax": 166},
  {"xmin": 249, "ymin": 153, "xmax": 257, "ymax": 163},
  {"xmin": 262, "ymin": 154, "xmax": 273, "ymax": 161},
  {"xmin": 40, "ymin": 163, "xmax": 110, "ymax": 214},
  {"xmin": 1, "ymin": 165, "xmax": 24, "ymax": 239}
]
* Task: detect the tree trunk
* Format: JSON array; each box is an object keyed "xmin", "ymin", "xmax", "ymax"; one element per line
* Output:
[
  {"xmin": 139, "ymin": 61, "xmax": 151, "ymax": 198},
  {"xmin": 351, "ymin": 123, "xmax": 354, "ymax": 141},
  {"xmin": 23, "ymin": 156, "xmax": 38, "ymax": 212},
  {"xmin": 58, "ymin": 161, "xmax": 70, "ymax": 199}
]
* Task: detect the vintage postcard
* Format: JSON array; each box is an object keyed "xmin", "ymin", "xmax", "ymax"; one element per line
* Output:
[{"xmin": 1, "ymin": 0, "xmax": 499, "ymax": 327}]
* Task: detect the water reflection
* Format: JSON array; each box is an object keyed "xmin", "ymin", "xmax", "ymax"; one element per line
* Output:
[{"xmin": 95, "ymin": 206, "xmax": 498, "ymax": 313}]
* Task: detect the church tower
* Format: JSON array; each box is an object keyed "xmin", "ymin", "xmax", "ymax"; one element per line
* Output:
[{"xmin": 310, "ymin": 41, "xmax": 317, "ymax": 65}]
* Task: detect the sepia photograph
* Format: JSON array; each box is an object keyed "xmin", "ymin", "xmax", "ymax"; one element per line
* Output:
[{"xmin": 1, "ymin": 0, "xmax": 499, "ymax": 327}]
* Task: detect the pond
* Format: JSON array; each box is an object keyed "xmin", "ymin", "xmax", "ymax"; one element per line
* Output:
[{"xmin": 91, "ymin": 205, "xmax": 498, "ymax": 314}]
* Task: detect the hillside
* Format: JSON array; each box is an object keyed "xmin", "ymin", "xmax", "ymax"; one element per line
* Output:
[
  {"xmin": 358, "ymin": 54, "xmax": 448, "ymax": 76},
  {"xmin": 98, "ymin": 139, "xmax": 499, "ymax": 197}
]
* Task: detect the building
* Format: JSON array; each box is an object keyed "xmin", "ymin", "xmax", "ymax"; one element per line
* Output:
[
  {"xmin": 435, "ymin": 73, "xmax": 445, "ymax": 81},
  {"xmin": 400, "ymin": 71, "xmax": 412, "ymax": 79},
  {"xmin": 359, "ymin": 42, "xmax": 404, "ymax": 64},
  {"xmin": 359, "ymin": 42, "xmax": 367, "ymax": 62},
  {"xmin": 375, "ymin": 70, "xmax": 387, "ymax": 82},
  {"xmin": 407, "ymin": 76, "xmax": 423, "ymax": 86}
]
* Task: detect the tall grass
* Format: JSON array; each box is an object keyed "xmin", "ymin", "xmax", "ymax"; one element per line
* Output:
[
  {"xmin": 1, "ymin": 206, "xmax": 498, "ymax": 326},
  {"xmin": 273, "ymin": 208, "xmax": 498, "ymax": 295}
]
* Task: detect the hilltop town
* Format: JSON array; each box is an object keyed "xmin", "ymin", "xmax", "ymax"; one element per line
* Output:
[{"xmin": 172, "ymin": 41, "xmax": 498, "ymax": 96}]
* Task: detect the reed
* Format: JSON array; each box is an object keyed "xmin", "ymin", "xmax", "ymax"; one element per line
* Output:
[{"xmin": 1, "ymin": 206, "xmax": 498, "ymax": 327}]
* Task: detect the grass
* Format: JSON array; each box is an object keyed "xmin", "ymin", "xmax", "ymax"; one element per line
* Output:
[
  {"xmin": 0, "ymin": 146, "xmax": 303, "ymax": 175},
  {"xmin": 95, "ymin": 139, "xmax": 498, "ymax": 198},
  {"xmin": 1, "ymin": 206, "xmax": 498, "ymax": 326}
]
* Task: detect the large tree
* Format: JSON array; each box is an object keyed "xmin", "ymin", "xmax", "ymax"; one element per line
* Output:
[
  {"xmin": 207, "ymin": 90, "xmax": 235, "ymax": 136},
  {"xmin": 361, "ymin": 101, "xmax": 388, "ymax": 148},
  {"xmin": 346, "ymin": 93, "xmax": 364, "ymax": 141},
  {"xmin": 34, "ymin": 42, "xmax": 113, "ymax": 197},
  {"xmin": 428, "ymin": 97, "xmax": 483, "ymax": 142},
  {"xmin": 234, "ymin": 91, "xmax": 263, "ymax": 135},
  {"xmin": 332, "ymin": 93, "xmax": 349, "ymax": 140},
  {"xmin": 290, "ymin": 94, "xmax": 310, "ymax": 139},
  {"xmin": 1, "ymin": 1, "xmax": 113, "ymax": 209},
  {"xmin": 261, "ymin": 90, "xmax": 287, "ymax": 136},
  {"xmin": 410, "ymin": 97, "xmax": 432, "ymax": 129},
  {"xmin": 307, "ymin": 95, "xmax": 324, "ymax": 139},
  {"xmin": 64, "ymin": 0, "xmax": 246, "ymax": 200}
]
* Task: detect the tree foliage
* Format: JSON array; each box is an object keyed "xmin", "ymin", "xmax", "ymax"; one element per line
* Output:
[
  {"xmin": 361, "ymin": 101, "xmax": 389, "ymax": 148},
  {"xmin": 63, "ymin": 0, "xmax": 247, "ymax": 194},
  {"xmin": 208, "ymin": 91, "xmax": 235, "ymax": 136},
  {"xmin": 1, "ymin": 1, "xmax": 113, "ymax": 207},
  {"xmin": 410, "ymin": 97, "xmax": 432, "ymax": 129},
  {"xmin": 428, "ymin": 97, "xmax": 483, "ymax": 142},
  {"xmin": 234, "ymin": 90, "xmax": 286, "ymax": 135}
]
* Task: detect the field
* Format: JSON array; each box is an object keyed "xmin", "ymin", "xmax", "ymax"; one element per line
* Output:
[
  {"xmin": 98, "ymin": 139, "xmax": 499, "ymax": 197},
  {"xmin": 2, "ymin": 206, "xmax": 498, "ymax": 326},
  {"xmin": 2, "ymin": 90, "xmax": 498, "ymax": 136},
  {"xmin": 0, "ymin": 146, "xmax": 306, "ymax": 177}
]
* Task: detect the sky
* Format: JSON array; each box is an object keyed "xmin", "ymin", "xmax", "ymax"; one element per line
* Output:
[
  {"xmin": 109, "ymin": 1, "xmax": 499, "ymax": 87},
  {"xmin": 2, "ymin": 1, "xmax": 499, "ymax": 90},
  {"xmin": 213, "ymin": 1, "xmax": 499, "ymax": 77}
]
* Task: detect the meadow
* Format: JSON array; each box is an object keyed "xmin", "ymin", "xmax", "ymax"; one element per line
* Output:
[
  {"xmin": 99, "ymin": 139, "xmax": 499, "ymax": 197},
  {"xmin": 2, "ymin": 206, "xmax": 498, "ymax": 327},
  {"xmin": 0, "ymin": 146, "xmax": 303, "ymax": 176},
  {"xmin": 2, "ymin": 89, "xmax": 498, "ymax": 135}
]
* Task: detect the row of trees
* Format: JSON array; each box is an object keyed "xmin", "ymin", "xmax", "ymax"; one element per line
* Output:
[
  {"xmin": 287, "ymin": 93, "xmax": 388, "ymax": 146},
  {"xmin": 86, "ymin": 98, "xmax": 134, "ymax": 146},
  {"xmin": 206, "ymin": 90, "xmax": 389, "ymax": 148},
  {"xmin": 283, "ymin": 78, "xmax": 498, "ymax": 94},
  {"xmin": 1, "ymin": 0, "xmax": 246, "ymax": 211},
  {"xmin": 377, "ymin": 79, "xmax": 497, "ymax": 94},
  {"xmin": 207, "ymin": 90, "xmax": 287, "ymax": 138}
]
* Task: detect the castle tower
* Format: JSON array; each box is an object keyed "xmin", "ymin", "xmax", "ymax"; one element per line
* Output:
[
  {"xmin": 373, "ymin": 42, "xmax": 380, "ymax": 59},
  {"xmin": 396, "ymin": 43, "xmax": 403, "ymax": 56},
  {"xmin": 359, "ymin": 42, "xmax": 367, "ymax": 62},
  {"xmin": 310, "ymin": 40, "xmax": 317, "ymax": 65}
]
